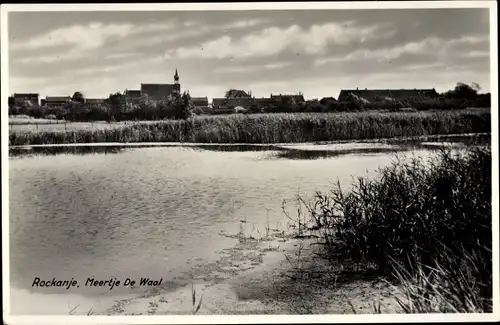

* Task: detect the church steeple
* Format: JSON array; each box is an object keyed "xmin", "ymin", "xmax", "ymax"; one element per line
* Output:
[
  {"xmin": 174, "ymin": 69, "xmax": 179, "ymax": 83},
  {"xmin": 173, "ymin": 69, "xmax": 181, "ymax": 94}
]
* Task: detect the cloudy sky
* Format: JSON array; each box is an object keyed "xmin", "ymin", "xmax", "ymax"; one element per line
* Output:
[{"xmin": 7, "ymin": 8, "xmax": 491, "ymax": 100}]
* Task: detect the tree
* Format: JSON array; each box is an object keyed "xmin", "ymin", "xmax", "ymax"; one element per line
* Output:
[
  {"xmin": 224, "ymin": 89, "xmax": 251, "ymax": 99},
  {"xmin": 178, "ymin": 91, "xmax": 194, "ymax": 120},
  {"xmin": 304, "ymin": 102, "xmax": 327, "ymax": 113},
  {"xmin": 455, "ymin": 82, "xmax": 479, "ymax": 99},
  {"xmin": 29, "ymin": 105, "xmax": 46, "ymax": 119},
  {"xmin": 471, "ymin": 82, "xmax": 481, "ymax": 92},
  {"xmin": 444, "ymin": 82, "xmax": 480, "ymax": 100},
  {"xmin": 8, "ymin": 96, "xmax": 15, "ymax": 108},
  {"xmin": 108, "ymin": 92, "xmax": 127, "ymax": 120},
  {"xmin": 72, "ymin": 91, "xmax": 85, "ymax": 103}
]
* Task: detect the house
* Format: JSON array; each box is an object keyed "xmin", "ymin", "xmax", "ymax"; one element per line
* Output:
[
  {"xmin": 141, "ymin": 84, "xmax": 175, "ymax": 101},
  {"xmin": 44, "ymin": 96, "xmax": 71, "ymax": 108},
  {"xmin": 191, "ymin": 96, "xmax": 209, "ymax": 108},
  {"xmin": 212, "ymin": 98, "xmax": 227, "ymax": 110},
  {"xmin": 125, "ymin": 90, "xmax": 142, "ymax": 104},
  {"xmin": 254, "ymin": 97, "xmax": 276, "ymax": 108},
  {"xmin": 270, "ymin": 93, "xmax": 305, "ymax": 104},
  {"xmin": 13, "ymin": 93, "xmax": 39, "ymax": 106},
  {"xmin": 141, "ymin": 69, "xmax": 181, "ymax": 101},
  {"xmin": 337, "ymin": 88, "xmax": 439, "ymax": 102}
]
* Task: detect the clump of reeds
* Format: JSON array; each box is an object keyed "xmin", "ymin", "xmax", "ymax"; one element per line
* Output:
[
  {"xmin": 191, "ymin": 284, "xmax": 203, "ymax": 315},
  {"xmin": 393, "ymin": 245, "xmax": 492, "ymax": 313},
  {"xmin": 302, "ymin": 145, "xmax": 492, "ymax": 312},
  {"xmin": 9, "ymin": 110, "xmax": 490, "ymax": 145}
]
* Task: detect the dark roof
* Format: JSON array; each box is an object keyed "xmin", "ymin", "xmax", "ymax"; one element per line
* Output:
[
  {"xmin": 141, "ymin": 84, "xmax": 175, "ymax": 100},
  {"xmin": 337, "ymin": 89, "xmax": 439, "ymax": 102},
  {"xmin": 14, "ymin": 93, "xmax": 39, "ymax": 98},
  {"xmin": 46, "ymin": 96, "xmax": 71, "ymax": 102},
  {"xmin": 271, "ymin": 94, "xmax": 305, "ymax": 103},
  {"xmin": 126, "ymin": 90, "xmax": 142, "ymax": 98},
  {"xmin": 255, "ymin": 97, "xmax": 276, "ymax": 105},
  {"xmin": 85, "ymin": 98, "xmax": 105, "ymax": 104},
  {"xmin": 212, "ymin": 98, "xmax": 226, "ymax": 108},
  {"xmin": 191, "ymin": 97, "xmax": 209, "ymax": 106}
]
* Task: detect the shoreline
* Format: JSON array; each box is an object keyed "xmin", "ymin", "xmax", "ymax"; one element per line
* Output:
[
  {"xmin": 7, "ymin": 132, "xmax": 490, "ymax": 159},
  {"xmin": 10, "ymin": 230, "xmax": 402, "ymax": 315},
  {"xmin": 9, "ymin": 132, "xmax": 490, "ymax": 149},
  {"xmin": 103, "ymin": 231, "xmax": 402, "ymax": 315}
]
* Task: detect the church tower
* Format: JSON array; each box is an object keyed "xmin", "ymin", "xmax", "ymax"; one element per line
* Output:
[{"xmin": 173, "ymin": 69, "xmax": 180, "ymax": 94}]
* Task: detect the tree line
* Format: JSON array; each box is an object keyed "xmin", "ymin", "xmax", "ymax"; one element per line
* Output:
[
  {"xmin": 8, "ymin": 82, "xmax": 491, "ymax": 121},
  {"xmin": 9, "ymin": 91, "xmax": 195, "ymax": 122}
]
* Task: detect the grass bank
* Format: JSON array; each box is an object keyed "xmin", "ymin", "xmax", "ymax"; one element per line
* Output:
[
  {"xmin": 9, "ymin": 110, "xmax": 490, "ymax": 145},
  {"xmin": 297, "ymin": 145, "xmax": 492, "ymax": 313}
]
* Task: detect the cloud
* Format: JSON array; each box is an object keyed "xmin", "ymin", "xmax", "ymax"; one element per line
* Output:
[
  {"xmin": 401, "ymin": 62, "xmax": 446, "ymax": 71},
  {"xmin": 166, "ymin": 21, "xmax": 395, "ymax": 60},
  {"xmin": 458, "ymin": 50, "xmax": 490, "ymax": 58},
  {"xmin": 263, "ymin": 62, "xmax": 293, "ymax": 69},
  {"xmin": 132, "ymin": 19, "xmax": 268, "ymax": 53},
  {"xmin": 223, "ymin": 19, "xmax": 264, "ymax": 29},
  {"xmin": 10, "ymin": 21, "xmax": 176, "ymax": 63},
  {"xmin": 183, "ymin": 21, "xmax": 199, "ymax": 27},
  {"xmin": 12, "ymin": 21, "xmax": 177, "ymax": 51},
  {"xmin": 216, "ymin": 61, "xmax": 293, "ymax": 74},
  {"xmin": 12, "ymin": 18, "xmax": 268, "ymax": 64},
  {"xmin": 15, "ymin": 55, "xmax": 78, "ymax": 64},
  {"xmin": 11, "ymin": 22, "xmax": 135, "ymax": 51},
  {"xmin": 104, "ymin": 52, "xmax": 143, "ymax": 60},
  {"xmin": 314, "ymin": 35, "xmax": 489, "ymax": 66},
  {"xmin": 71, "ymin": 55, "xmax": 164, "ymax": 76}
]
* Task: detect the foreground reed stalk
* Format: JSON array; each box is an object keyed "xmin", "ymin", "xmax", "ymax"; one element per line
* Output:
[
  {"xmin": 9, "ymin": 110, "xmax": 490, "ymax": 145},
  {"xmin": 298, "ymin": 145, "xmax": 492, "ymax": 313}
]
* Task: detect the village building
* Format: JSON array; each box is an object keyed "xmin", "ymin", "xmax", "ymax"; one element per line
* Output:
[
  {"xmin": 141, "ymin": 69, "xmax": 181, "ymax": 101},
  {"xmin": 191, "ymin": 96, "xmax": 209, "ymax": 107},
  {"xmin": 191, "ymin": 96, "xmax": 210, "ymax": 110},
  {"xmin": 270, "ymin": 93, "xmax": 305, "ymax": 104},
  {"xmin": 337, "ymin": 88, "xmax": 439, "ymax": 102},
  {"xmin": 254, "ymin": 97, "xmax": 276, "ymax": 108},
  {"xmin": 125, "ymin": 90, "xmax": 142, "ymax": 104},
  {"xmin": 43, "ymin": 96, "xmax": 72, "ymax": 108},
  {"xmin": 13, "ymin": 93, "xmax": 39, "ymax": 106}
]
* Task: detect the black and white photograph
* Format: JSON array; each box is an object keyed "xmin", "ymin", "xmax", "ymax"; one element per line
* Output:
[{"xmin": 1, "ymin": 1, "xmax": 498, "ymax": 323}]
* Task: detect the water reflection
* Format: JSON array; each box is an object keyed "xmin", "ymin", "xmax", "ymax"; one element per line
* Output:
[
  {"xmin": 271, "ymin": 147, "xmax": 408, "ymax": 160},
  {"xmin": 9, "ymin": 146, "xmax": 126, "ymax": 157},
  {"xmin": 8, "ymin": 133, "xmax": 491, "ymax": 160},
  {"xmin": 192, "ymin": 144, "xmax": 287, "ymax": 152}
]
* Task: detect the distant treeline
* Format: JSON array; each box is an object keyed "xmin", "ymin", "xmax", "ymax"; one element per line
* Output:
[
  {"xmin": 8, "ymin": 83, "xmax": 491, "ymax": 122},
  {"xmin": 9, "ymin": 91, "xmax": 195, "ymax": 122}
]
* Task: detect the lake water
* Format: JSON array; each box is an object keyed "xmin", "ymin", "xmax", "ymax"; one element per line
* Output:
[{"xmin": 8, "ymin": 136, "xmax": 487, "ymax": 314}]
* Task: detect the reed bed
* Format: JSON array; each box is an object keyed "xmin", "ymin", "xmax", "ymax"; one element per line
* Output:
[
  {"xmin": 302, "ymin": 145, "xmax": 492, "ymax": 313},
  {"xmin": 9, "ymin": 110, "xmax": 490, "ymax": 146}
]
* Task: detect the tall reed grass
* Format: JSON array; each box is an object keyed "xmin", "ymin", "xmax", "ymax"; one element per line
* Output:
[
  {"xmin": 9, "ymin": 110, "xmax": 490, "ymax": 145},
  {"xmin": 302, "ymin": 145, "xmax": 492, "ymax": 312}
]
